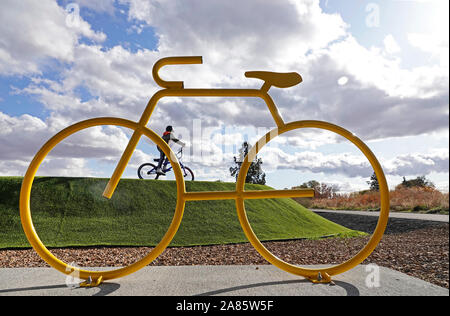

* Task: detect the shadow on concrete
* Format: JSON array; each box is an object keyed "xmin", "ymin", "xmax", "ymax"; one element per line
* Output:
[
  {"xmin": 194, "ymin": 278, "xmax": 360, "ymax": 296},
  {"xmin": 0, "ymin": 282, "xmax": 120, "ymax": 296}
]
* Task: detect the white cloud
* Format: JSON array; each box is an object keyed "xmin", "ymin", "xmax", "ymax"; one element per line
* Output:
[
  {"xmin": 0, "ymin": 0, "xmax": 105, "ymax": 76},
  {"xmin": 0, "ymin": 0, "xmax": 448, "ymax": 186},
  {"xmin": 37, "ymin": 157, "xmax": 95, "ymax": 177},
  {"xmin": 408, "ymin": 32, "xmax": 449, "ymax": 67},
  {"xmin": 384, "ymin": 34, "xmax": 401, "ymax": 54},
  {"xmin": 385, "ymin": 150, "xmax": 449, "ymax": 176},
  {"xmin": 18, "ymin": 44, "xmax": 159, "ymax": 126},
  {"xmin": 70, "ymin": 0, "xmax": 117, "ymax": 15},
  {"xmin": 0, "ymin": 112, "xmax": 50, "ymax": 161},
  {"xmin": 15, "ymin": 0, "xmax": 448, "ymax": 139},
  {"xmin": 251, "ymin": 145, "xmax": 448, "ymax": 182},
  {"xmin": 310, "ymin": 35, "xmax": 445, "ymax": 99},
  {"xmin": 0, "ymin": 160, "xmax": 30, "ymax": 177},
  {"xmin": 290, "ymin": 34, "xmax": 449, "ymax": 139},
  {"xmin": 0, "ymin": 111, "xmax": 133, "ymax": 176},
  {"xmin": 126, "ymin": 0, "xmax": 348, "ymax": 62},
  {"xmin": 259, "ymin": 146, "xmax": 372, "ymax": 177}
]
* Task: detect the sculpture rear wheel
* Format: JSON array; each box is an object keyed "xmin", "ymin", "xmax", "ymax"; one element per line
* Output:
[
  {"xmin": 235, "ymin": 120, "xmax": 390, "ymax": 282},
  {"xmin": 19, "ymin": 117, "xmax": 186, "ymax": 282}
]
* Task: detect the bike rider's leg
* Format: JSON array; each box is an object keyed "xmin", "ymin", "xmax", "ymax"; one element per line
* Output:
[
  {"xmin": 156, "ymin": 148, "xmax": 166, "ymax": 175},
  {"xmin": 163, "ymin": 157, "xmax": 169, "ymax": 169}
]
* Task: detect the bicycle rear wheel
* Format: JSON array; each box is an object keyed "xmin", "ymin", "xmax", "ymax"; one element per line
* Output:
[
  {"xmin": 137, "ymin": 163, "xmax": 158, "ymax": 179},
  {"xmin": 235, "ymin": 120, "xmax": 390, "ymax": 282},
  {"xmin": 20, "ymin": 117, "xmax": 186, "ymax": 283}
]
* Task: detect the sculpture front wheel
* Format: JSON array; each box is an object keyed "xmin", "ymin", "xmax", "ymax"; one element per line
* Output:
[
  {"xmin": 19, "ymin": 117, "xmax": 186, "ymax": 282},
  {"xmin": 235, "ymin": 120, "xmax": 390, "ymax": 282}
]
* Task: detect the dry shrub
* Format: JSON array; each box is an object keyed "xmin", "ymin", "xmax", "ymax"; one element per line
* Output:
[{"xmin": 296, "ymin": 186, "xmax": 449, "ymax": 212}]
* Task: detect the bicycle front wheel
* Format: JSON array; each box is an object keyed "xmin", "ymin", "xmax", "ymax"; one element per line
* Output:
[
  {"xmin": 235, "ymin": 120, "xmax": 390, "ymax": 282},
  {"xmin": 20, "ymin": 117, "xmax": 186, "ymax": 282},
  {"xmin": 183, "ymin": 166, "xmax": 195, "ymax": 181}
]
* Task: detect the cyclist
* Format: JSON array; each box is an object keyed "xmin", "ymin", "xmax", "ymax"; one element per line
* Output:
[{"xmin": 156, "ymin": 125, "xmax": 185, "ymax": 175}]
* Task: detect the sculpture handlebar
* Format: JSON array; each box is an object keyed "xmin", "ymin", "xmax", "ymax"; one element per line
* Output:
[{"xmin": 152, "ymin": 56, "xmax": 203, "ymax": 89}]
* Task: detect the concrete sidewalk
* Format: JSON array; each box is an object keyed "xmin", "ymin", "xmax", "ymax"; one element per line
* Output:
[{"xmin": 0, "ymin": 265, "xmax": 448, "ymax": 296}]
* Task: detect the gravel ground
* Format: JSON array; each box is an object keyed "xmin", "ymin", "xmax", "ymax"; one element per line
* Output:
[{"xmin": 1, "ymin": 213, "xmax": 448, "ymax": 289}]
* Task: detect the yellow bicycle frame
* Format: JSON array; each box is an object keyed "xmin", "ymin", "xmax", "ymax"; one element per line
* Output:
[{"xmin": 20, "ymin": 56, "xmax": 389, "ymax": 286}]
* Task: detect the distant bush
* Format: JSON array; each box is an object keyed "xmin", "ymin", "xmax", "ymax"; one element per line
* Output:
[
  {"xmin": 296, "ymin": 180, "xmax": 339, "ymax": 199},
  {"xmin": 390, "ymin": 186, "xmax": 448, "ymax": 213},
  {"xmin": 397, "ymin": 176, "xmax": 435, "ymax": 189}
]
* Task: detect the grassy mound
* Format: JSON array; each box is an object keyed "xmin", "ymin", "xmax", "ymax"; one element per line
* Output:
[{"xmin": 0, "ymin": 177, "xmax": 364, "ymax": 248}]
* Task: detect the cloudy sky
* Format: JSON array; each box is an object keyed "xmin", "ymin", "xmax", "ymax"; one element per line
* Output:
[{"xmin": 0, "ymin": 0, "xmax": 448, "ymax": 192}]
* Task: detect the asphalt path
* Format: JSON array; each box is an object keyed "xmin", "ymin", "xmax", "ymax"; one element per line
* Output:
[{"xmin": 312, "ymin": 209, "xmax": 449, "ymax": 222}]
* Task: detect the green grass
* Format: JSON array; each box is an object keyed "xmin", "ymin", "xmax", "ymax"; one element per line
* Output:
[{"xmin": 0, "ymin": 177, "xmax": 365, "ymax": 248}]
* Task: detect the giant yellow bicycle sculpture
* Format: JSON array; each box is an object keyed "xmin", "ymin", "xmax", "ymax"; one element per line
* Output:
[{"xmin": 20, "ymin": 56, "xmax": 389, "ymax": 286}]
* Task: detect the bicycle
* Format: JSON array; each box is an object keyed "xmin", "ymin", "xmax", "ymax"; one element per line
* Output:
[
  {"xmin": 20, "ymin": 56, "xmax": 390, "ymax": 286},
  {"xmin": 137, "ymin": 148, "xmax": 194, "ymax": 181}
]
